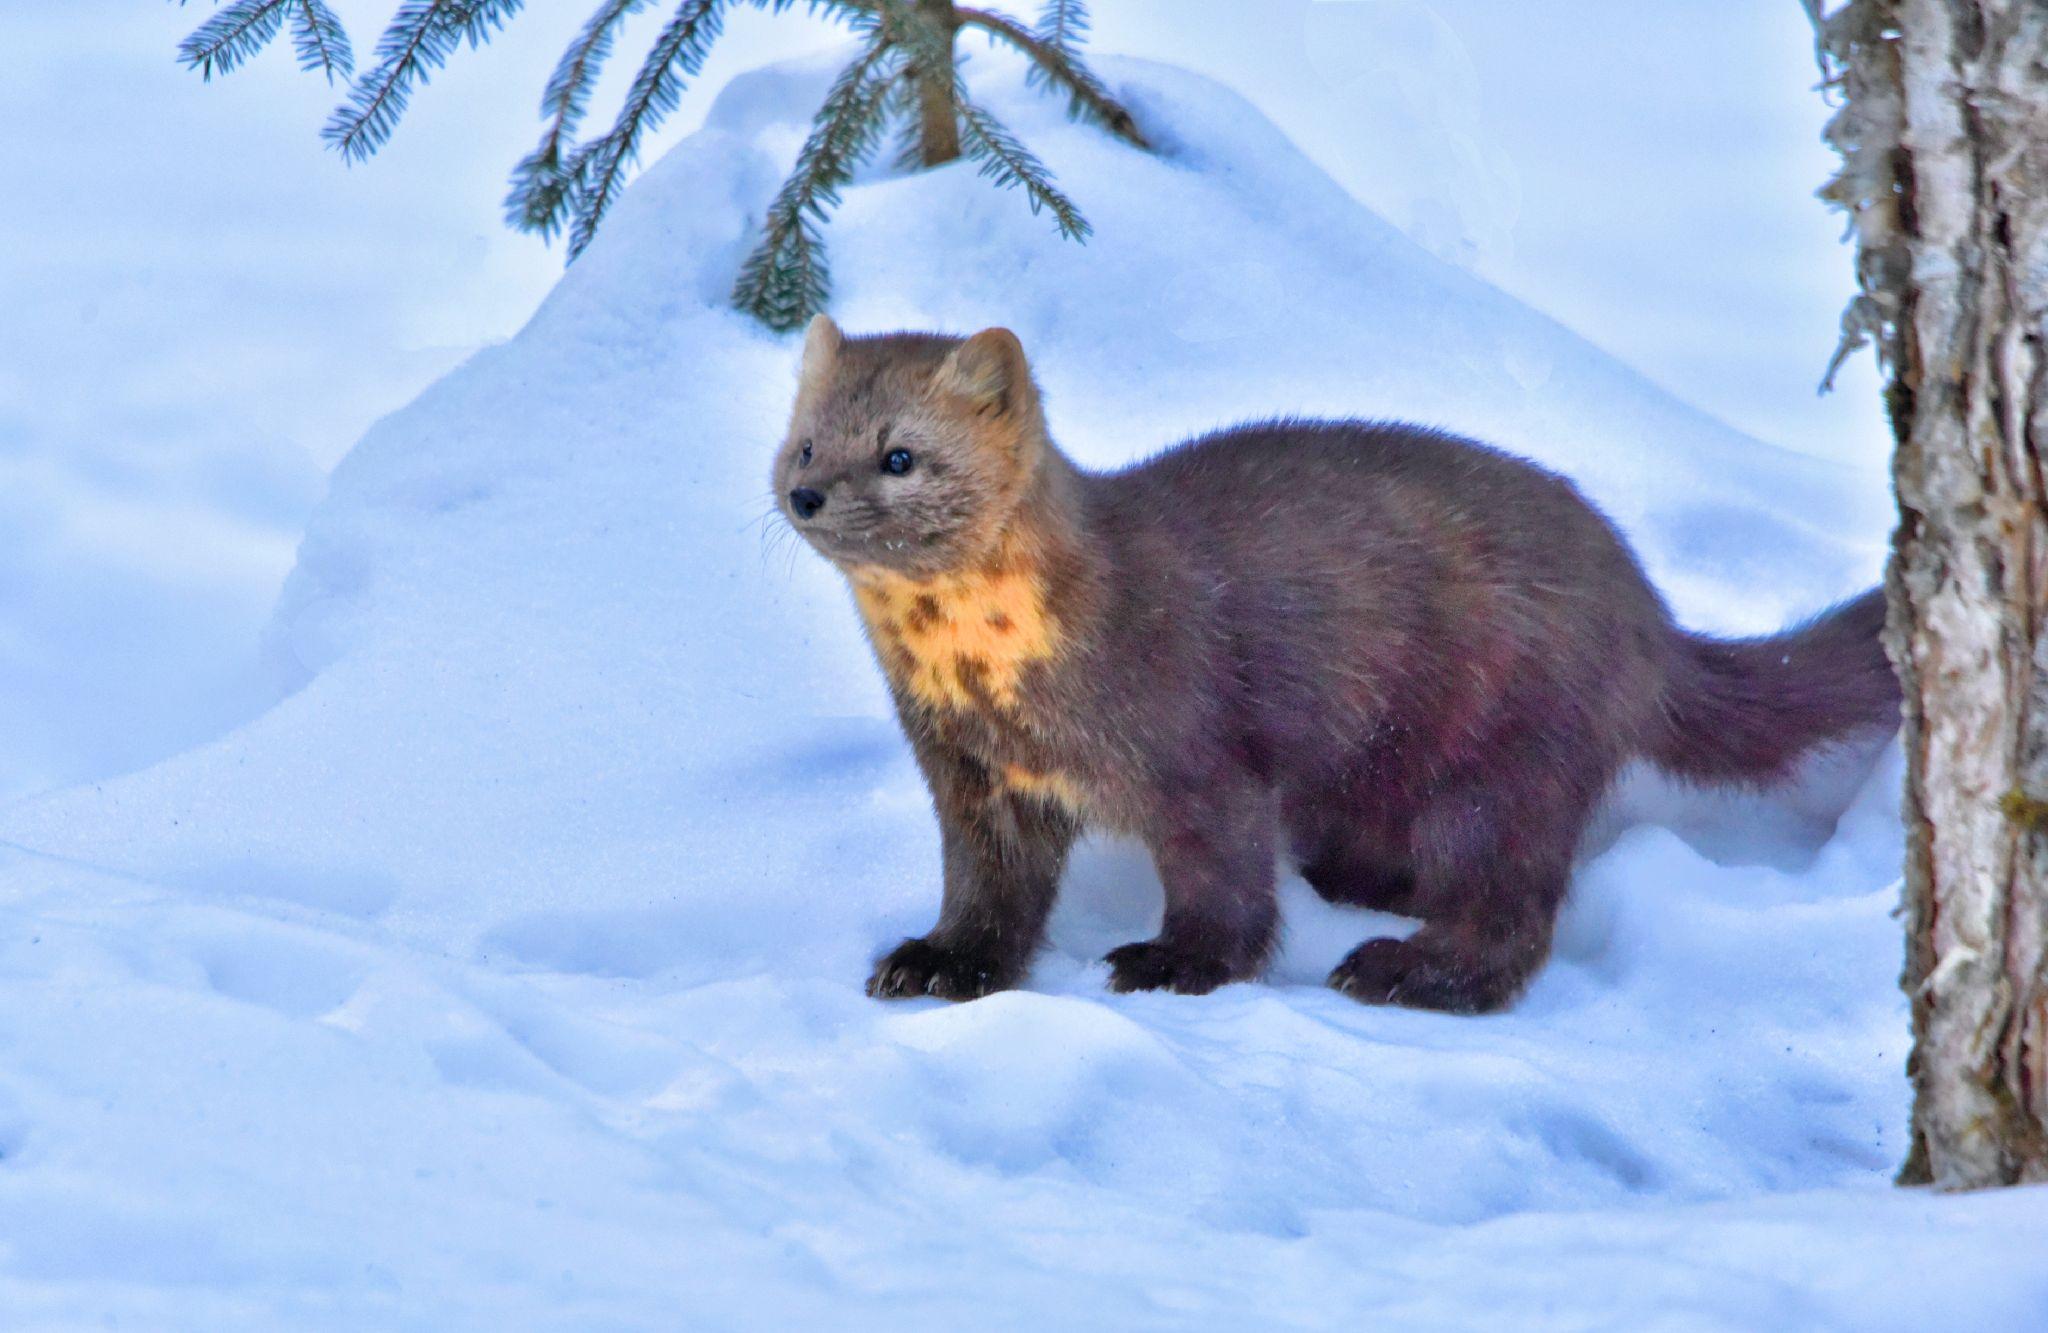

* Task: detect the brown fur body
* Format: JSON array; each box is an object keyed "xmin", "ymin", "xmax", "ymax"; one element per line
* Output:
[{"xmin": 773, "ymin": 320, "xmax": 1900, "ymax": 1012}]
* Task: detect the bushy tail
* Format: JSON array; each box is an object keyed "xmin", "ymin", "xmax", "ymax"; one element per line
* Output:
[{"xmin": 1649, "ymin": 587, "xmax": 1900, "ymax": 785}]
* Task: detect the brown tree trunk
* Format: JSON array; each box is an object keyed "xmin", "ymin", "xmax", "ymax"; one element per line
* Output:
[
  {"xmin": 1817, "ymin": 0, "xmax": 2048, "ymax": 1189},
  {"xmin": 913, "ymin": 0, "xmax": 961, "ymax": 166}
]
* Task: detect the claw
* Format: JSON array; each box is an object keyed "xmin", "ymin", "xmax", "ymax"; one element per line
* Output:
[
  {"xmin": 865, "ymin": 936, "xmax": 1007, "ymax": 1002},
  {"xmin": 1103, "ymin": 939, "xmax": 1233, "ymax": 995}
]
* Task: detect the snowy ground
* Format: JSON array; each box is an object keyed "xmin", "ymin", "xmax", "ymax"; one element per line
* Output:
[{"xmin": 4, "ymin": 42, "xmax": 2046, "ymax": 1327}]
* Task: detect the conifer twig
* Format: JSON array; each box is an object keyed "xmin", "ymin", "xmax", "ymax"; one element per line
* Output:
[
  {"xmin": 290, "ymin": 0, "xmax": 356, "ymax": 82},
  {"xmin": 179, "ymin": 0, "xmax": 293, "ymax": 80},
  {"xmin": 884, "ymin": 69, "xmax": 928, "ymax": 171},
  {"xmin": 955, "ymin": 4, "xmax": 1145, "ymax": 149},
  {"xmin": 732, "ymin": 40, "xmax": 901, "ymax": 329},
  {"xmin": 1034, "ymin": 0, "xmax": 1087, "ymax": 58},
  {"xmin": 760, "ymin": 0, "xmax": 885, "ymax": 23},
  {"xmin": 324, "ymin": 0, "xmax": 523, "ymax": 164},
  {"xmin": 176, "ymin": 0, "xmax": 355, "ymax": 83},
  {"xmin": 566, "ymin": 0, "xmax": 728, "ymax": 260},
  {"xmin": 955, "ymin": 91, "xmax": 1089, "ymax": 239},
  {"xmin": 181, "ymin": 0, "xmax": 1139, "ymax": 328},
  {"xmin": 505, "ymin": 0, "xmax": 651, "ymax": 238}
]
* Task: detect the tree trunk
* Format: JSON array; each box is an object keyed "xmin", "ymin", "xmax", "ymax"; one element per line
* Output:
[
  {"xmin": 913, "ymin": 0, "xmax": 961, "ymax": 167},
  {"xmin": 1818, "ymin": 0, "xmax": 2048, "ymax": 1189}
]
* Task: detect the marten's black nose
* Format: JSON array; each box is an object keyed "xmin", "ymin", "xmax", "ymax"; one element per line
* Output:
[{"xmin": 788, "ymin": 487, "xmax": 826, "ymax": 520}]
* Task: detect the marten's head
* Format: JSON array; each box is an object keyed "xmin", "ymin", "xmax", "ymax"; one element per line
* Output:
[{"xmin": 773, "ymin": 316, "xmax": 1049, "ymax": 578}]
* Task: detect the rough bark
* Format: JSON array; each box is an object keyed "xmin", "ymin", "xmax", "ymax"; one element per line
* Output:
[{"xmin": 1816, "ymin": 0, "xmax": 2048, "ymax": 1189}]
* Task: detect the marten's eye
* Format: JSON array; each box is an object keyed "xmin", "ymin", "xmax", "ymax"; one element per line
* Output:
[
  {"xmin": 798, "ymin": 440, "xmax": 813, "ymax": 466},
  {"xmin": 883, "ymin": 448, "xmax": 915, "ymax": 476}
]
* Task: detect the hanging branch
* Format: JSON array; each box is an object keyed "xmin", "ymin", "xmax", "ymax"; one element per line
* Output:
[
  {"xmin": 324, "ymin": 0, "xmax": 524, "ymax": 164},
  {"xmin": 883, "ymin": 68, "xmax": 928, "ymax": 171},
  {"xmin": 732, "ymin": 41, "xmax": 902, "ymax": 329},
  {"xmin": 505, "ymin": 0, "xmax": 651, "ymax": 239},
  {"xmin": 554, "ymin": 0, "xmax": 893, "ymax": 261},
  {"xmin": 761, "ymin": 0, "xmax": 887, "ymax": 22},
  {"xmin": 955, "ymin": 91, "xmax": 1089, "ymax": 239},
  {"xmin": 1034, "ymin": 0, "xmax": 1086, "ymax": 60},
  {"xmin": 179, "ymin": 0, "xmax": 1150, "ymax": 326},
  {"xmin": 176, "ymin": 0, "xmax": 355, "ymax": 85},
  {"xmin": 290, "ymin": 0, "xmax": 356, "ymax": 82},
  {"xmin": 956, "ymin": 4, "xmax": 1145, "ymax": 149},
  {"xmin": 179, "ymin": 0, "xmax": 293, "ymax": 80},
  {"xmin": 565, "ymin": 0, "xmax": 730, "ymax": 259}
]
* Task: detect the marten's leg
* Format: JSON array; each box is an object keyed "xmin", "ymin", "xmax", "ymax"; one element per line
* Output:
[
  {"xmin": 869, "ymin": 751, "xmax": 1077, "ymax": 1001},
  {"xmin": 1301, "ymin": 843, "xmax": 1417, "ymax": 914},
  {"xmin": 1107, "ymin": 771, "xmax": 1278, "ymax": 995},
  {"xmin": 1285, "ymin": 767, "xmax": 1419, "ymax": 912},
  {"xmin": 1328, "ymin": 771, "xmax": 1589, "ymax": 1013}
]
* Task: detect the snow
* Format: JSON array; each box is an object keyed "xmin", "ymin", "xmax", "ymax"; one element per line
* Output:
[
  {"xmin": 2, "ymin": 37, "xmax": 2045, "ymax": 1332},
  {"xmin": 1081, "ymin": 0, "xmax": 1897, "ymax": 474},
  {"xmin": 0, "ymin": 0, "xmax": 841, "ymax": 805}
]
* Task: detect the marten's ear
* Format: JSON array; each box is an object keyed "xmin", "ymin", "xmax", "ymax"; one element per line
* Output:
[
  {"xmin": 934, "ymin": 327, "xmax": 1033, "ymax": 417},
  {"xmin": 798, "ymin": 313, "xmax": 843, "ymax": 389}
]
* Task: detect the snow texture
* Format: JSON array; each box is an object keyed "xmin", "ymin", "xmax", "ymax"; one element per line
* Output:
[{"xmin": 1, "ymin": 50, "xmax": 2043, "ymax": 1329}]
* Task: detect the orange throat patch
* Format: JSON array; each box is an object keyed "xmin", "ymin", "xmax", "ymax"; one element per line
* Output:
[{"xmin": 848, "ymin": 550, "xmax": 1061, "ymax": 714}]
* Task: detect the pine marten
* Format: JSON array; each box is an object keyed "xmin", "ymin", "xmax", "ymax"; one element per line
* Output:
[{"xmin": 772, "ymin": 317, "xmax": 1900, "ymax": 1013}]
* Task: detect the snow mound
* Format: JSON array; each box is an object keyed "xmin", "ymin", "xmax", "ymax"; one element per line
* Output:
[{"xmin": 1, "ymin": 52, "xmax": 2038, "ymax": 1326}]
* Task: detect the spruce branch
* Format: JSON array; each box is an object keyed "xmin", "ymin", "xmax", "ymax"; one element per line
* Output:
[
  {"xmin": 884, "ymin": 70, "xmax": 928, "ymax": 171},
  {"xmin": 505, "ymin": 0, "xmax": 652, "ymax": 239},
  {"xmin": 290, "ymin": 0, "xmax": 356, "ymax": 83},
  {"xmin": 179, "ymin": 0, "xmax": 293, "ymax": 80},
  {"xmin": 760, "ymin": 0, "xmax": 886, "ymax": 27},
  {"xmin": 732, "ymin": 41, "xmax": 900, "ymax": 330},
  {"xmin": 324, "ymin": 0, "xmax": 525, "ymax": 164},
  {"xmin": 1034, "ymin": 0, "xmax": 1087, "ymax": 54},
  {"xmin": 450, "ymin": 0, "xmax": 527, "ymax": 47},
  {"xmin": 957, "ymin": 4, "xmax": 1145, "ymax": 149},
  {"xmin": 178, "ymin": 0, "xmax": 1136, "ymax": 329},
  {"xmin": 565, "ymin": 0, "xmax": 729, "ymax": 260},
  {"xmin": 955, "ymin": 91, "xmax": 1089, "ymax": 240},
  {"xmin": 542, "ymin": 0, "xmax": 654, "ymax": 146}
]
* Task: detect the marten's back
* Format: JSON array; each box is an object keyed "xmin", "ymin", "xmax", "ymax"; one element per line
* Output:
[{"xmin": 1078, "ymin": 419, "xmax": 1676, "ymax": 771}]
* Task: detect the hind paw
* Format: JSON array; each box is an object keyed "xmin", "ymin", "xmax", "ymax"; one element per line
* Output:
[{"xmin": 1328, "ymin": 934, "xmax": 1528, "ymax": 1014}]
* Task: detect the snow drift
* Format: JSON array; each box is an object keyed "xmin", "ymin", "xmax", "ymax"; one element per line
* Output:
[{"xmin": 1, "ymin": 51, "xmax": 2041, "ymax": 1327}]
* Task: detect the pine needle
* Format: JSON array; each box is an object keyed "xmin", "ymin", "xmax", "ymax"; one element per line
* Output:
[
  {"xmin": 566, "ymin": 0, "xmax": 728, "ymax": 260},
  {"xmin": 324, "ymin": 1, "xmax": 525, "ymax": 164},
  {"xmin": 732, "ymin": 41, "xmax": 901, "ymax": 330},
  {"xmin": 290, "ymin": 0, "xmax": 356, "ymax": 83},
  {"xmin": 959, "ymin": 4, "xmax": 1146, "ymax": 148},
  {"xmin": 181, "ymin": 0, "xmax": 1136, "ymax": 327},
  {"xmin": 179, "ymin": 0, "xmax": 293, "ymax": 80},
  {"xmin": 1035, "ymin": 0, "xmax": 1088, "ymax": 57},
  {"xmin": 956, "ymin": 91, "xmax": 1090, "ymax": 240},
  {"xmin": 506, "ymin": 0, "xmax": 652, "ymax": 239}
]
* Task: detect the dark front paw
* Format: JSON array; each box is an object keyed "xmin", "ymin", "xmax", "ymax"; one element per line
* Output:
[
  {"xmin": 866, "ymin": 937, "xmax": 1010, "ymax": 1001},
  {"xmin": 1103, "ymin": 939, "xmax": 1236, "ymax": 995}
]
